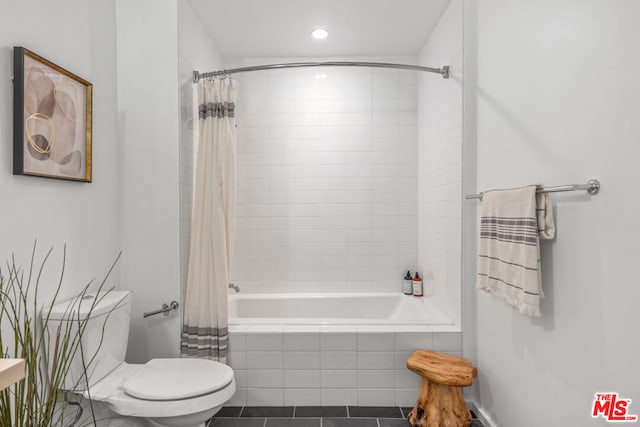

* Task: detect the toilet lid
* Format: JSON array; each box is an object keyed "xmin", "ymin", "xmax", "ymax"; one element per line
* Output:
[{"xmin": 122, "ymin": 358, "xmax": 234, "ymax": 401}]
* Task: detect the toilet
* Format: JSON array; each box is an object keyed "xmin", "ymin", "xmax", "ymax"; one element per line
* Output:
[{"xmin": 45, "ymin": 290, "xmax": 235, "ymax": 427}]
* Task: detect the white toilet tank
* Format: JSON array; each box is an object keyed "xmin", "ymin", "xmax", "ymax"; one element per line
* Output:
[{"xmin": 45, "ymin": 290, "xmax": 132, "ymax": 391}]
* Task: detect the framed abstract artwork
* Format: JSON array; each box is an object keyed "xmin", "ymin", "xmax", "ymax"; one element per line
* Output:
[{"xmin": 13, "ymin": 47, "xmax": 92, "ymax": 182}]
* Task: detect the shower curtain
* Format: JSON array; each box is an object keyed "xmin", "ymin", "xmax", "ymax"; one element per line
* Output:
[{"xmin": 181, "ymin": 78, "xmax": 238, "ymax": 362}]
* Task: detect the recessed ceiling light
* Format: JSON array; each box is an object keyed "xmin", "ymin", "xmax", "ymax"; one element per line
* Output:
[{"xmin": 311, "ymin": 28, "xmax": 329, "ymax": 40}]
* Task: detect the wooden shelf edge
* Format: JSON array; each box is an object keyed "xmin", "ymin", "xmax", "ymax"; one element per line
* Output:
[{"xmin": 0, "ymin": 359, "xmax": 25, "ymax": 391}]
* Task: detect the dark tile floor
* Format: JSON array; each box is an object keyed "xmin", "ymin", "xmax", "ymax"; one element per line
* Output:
[{"xmin": 209, "ymin": 406, "xmax": 484, "ymax": 426}]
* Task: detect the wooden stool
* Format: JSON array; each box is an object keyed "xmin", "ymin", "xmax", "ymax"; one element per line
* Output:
[{"xmin": 406, "ymin": 350, "xmax": 477, "ymax": 427}]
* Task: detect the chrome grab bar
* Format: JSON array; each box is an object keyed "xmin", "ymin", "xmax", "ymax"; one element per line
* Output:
[{"xmin": 143, "ymin": 301, "xmax": 179, "ymax": 318}]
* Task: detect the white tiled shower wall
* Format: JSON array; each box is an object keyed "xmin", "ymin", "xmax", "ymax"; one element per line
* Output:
[
  {"xmin": 417, "ymin": 0, "xmax": 463, "ymax": 326},
  {"xmin": 227, "ymin": 327, "xmax": 462, "ymax": 406},
  {"xmin": 229, "ymin": 62, "xmax": 420, "ymax": 292}
]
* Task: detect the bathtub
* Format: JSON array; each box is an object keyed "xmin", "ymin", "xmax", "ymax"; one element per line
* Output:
[
  {"xmin": 229, "ymin": 292, "xmax": 454, "ymax": 327},
  {"xmin": 226, "ymin": 292, "xmax": 462, "ymax": 407}
]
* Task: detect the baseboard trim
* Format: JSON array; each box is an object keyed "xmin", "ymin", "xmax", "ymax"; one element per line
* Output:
[{"xmin": 467, "ymin": 401, "xmax": 495, "ymax": 427}]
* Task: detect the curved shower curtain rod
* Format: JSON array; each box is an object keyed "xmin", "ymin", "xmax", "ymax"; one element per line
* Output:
[{"xmin": 192, "ymin": 61, "xmax": 450, "ymax": 83}]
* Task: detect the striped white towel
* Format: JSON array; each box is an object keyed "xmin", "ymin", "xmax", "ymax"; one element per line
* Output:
[{"xmin": 477, "ymin": 185, "xmax": 555, "ymax": 317}]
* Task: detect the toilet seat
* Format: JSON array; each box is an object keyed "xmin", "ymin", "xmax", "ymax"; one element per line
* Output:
[
  {"xmin": 86, "ymin": 360, "xmax": 236, "ymax": 419},
  {"xmin": 123, "ymin": 358, "xmax": 234, "ymax": 400},
  {"xmin": 105, "ymin": 380, "xmax": 236, "ymax": 419}
]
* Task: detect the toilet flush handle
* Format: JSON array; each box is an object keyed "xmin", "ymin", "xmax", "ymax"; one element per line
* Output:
[{"xmin": 143, "ymin": 301, "xmax": 180, "ymax": 318}]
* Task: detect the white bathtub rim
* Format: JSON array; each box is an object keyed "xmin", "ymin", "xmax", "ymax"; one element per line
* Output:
[
  {"xmin": 228, "ymin": 323, "xmax": 461, "ymax": 333},
  {"xmin": 229, "ymin": 291, "xmax": 433, "ymax": 300}
]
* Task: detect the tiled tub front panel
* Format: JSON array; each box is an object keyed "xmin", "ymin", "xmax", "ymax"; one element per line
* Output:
[{"xmin": 227, "ymin": 328, "xmax": 462, "ymax": 406}]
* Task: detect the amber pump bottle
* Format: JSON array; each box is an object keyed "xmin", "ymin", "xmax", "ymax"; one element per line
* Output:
[{"xmin": 412, "ymin": 272, "xmax": 423, "ymax": 296}]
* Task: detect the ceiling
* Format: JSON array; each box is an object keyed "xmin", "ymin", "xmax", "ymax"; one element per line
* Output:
[{"xmin": 186, "ymin": 0, "xmax": 453, "ymax": 58}]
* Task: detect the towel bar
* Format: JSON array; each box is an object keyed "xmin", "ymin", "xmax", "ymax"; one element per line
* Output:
[{"xmin": 465, "ymin": 179, "xmax": 600, "ymax": 201}]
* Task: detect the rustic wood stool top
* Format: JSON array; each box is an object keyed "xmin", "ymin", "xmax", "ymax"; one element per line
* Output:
[{"xmin": 406, "ymin": 350, "xmax": 477, "ymax": 387}]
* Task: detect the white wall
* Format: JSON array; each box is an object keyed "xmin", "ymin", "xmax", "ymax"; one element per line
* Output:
[
  {"xmin": 229, "ymin": 59, "xmax": 419, "ymax": 293},
  {"xmin": 472, "ymin": 1, "xmax": 640, "ymax": 425},
  {"xmin": 0, "ymin": 1, "xmax": 121, "ymax": 306},
  {"xmin": 177, "ymin": 0, "xmax": 224, "ymax": 302},
  {"xmin": 417, "ymin": 0, "xmax": 463, "ymax": 326},
  {"xmin": 0, "ymin": 0, "xmax": 215, "ymax": 364},
  {"xmin": 116, "ymin": 0, "xmax": 182, "ymax": 362},
  {"xmin": 461, "ymin": 0, "xmax": 479, "ymax": 402}
]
